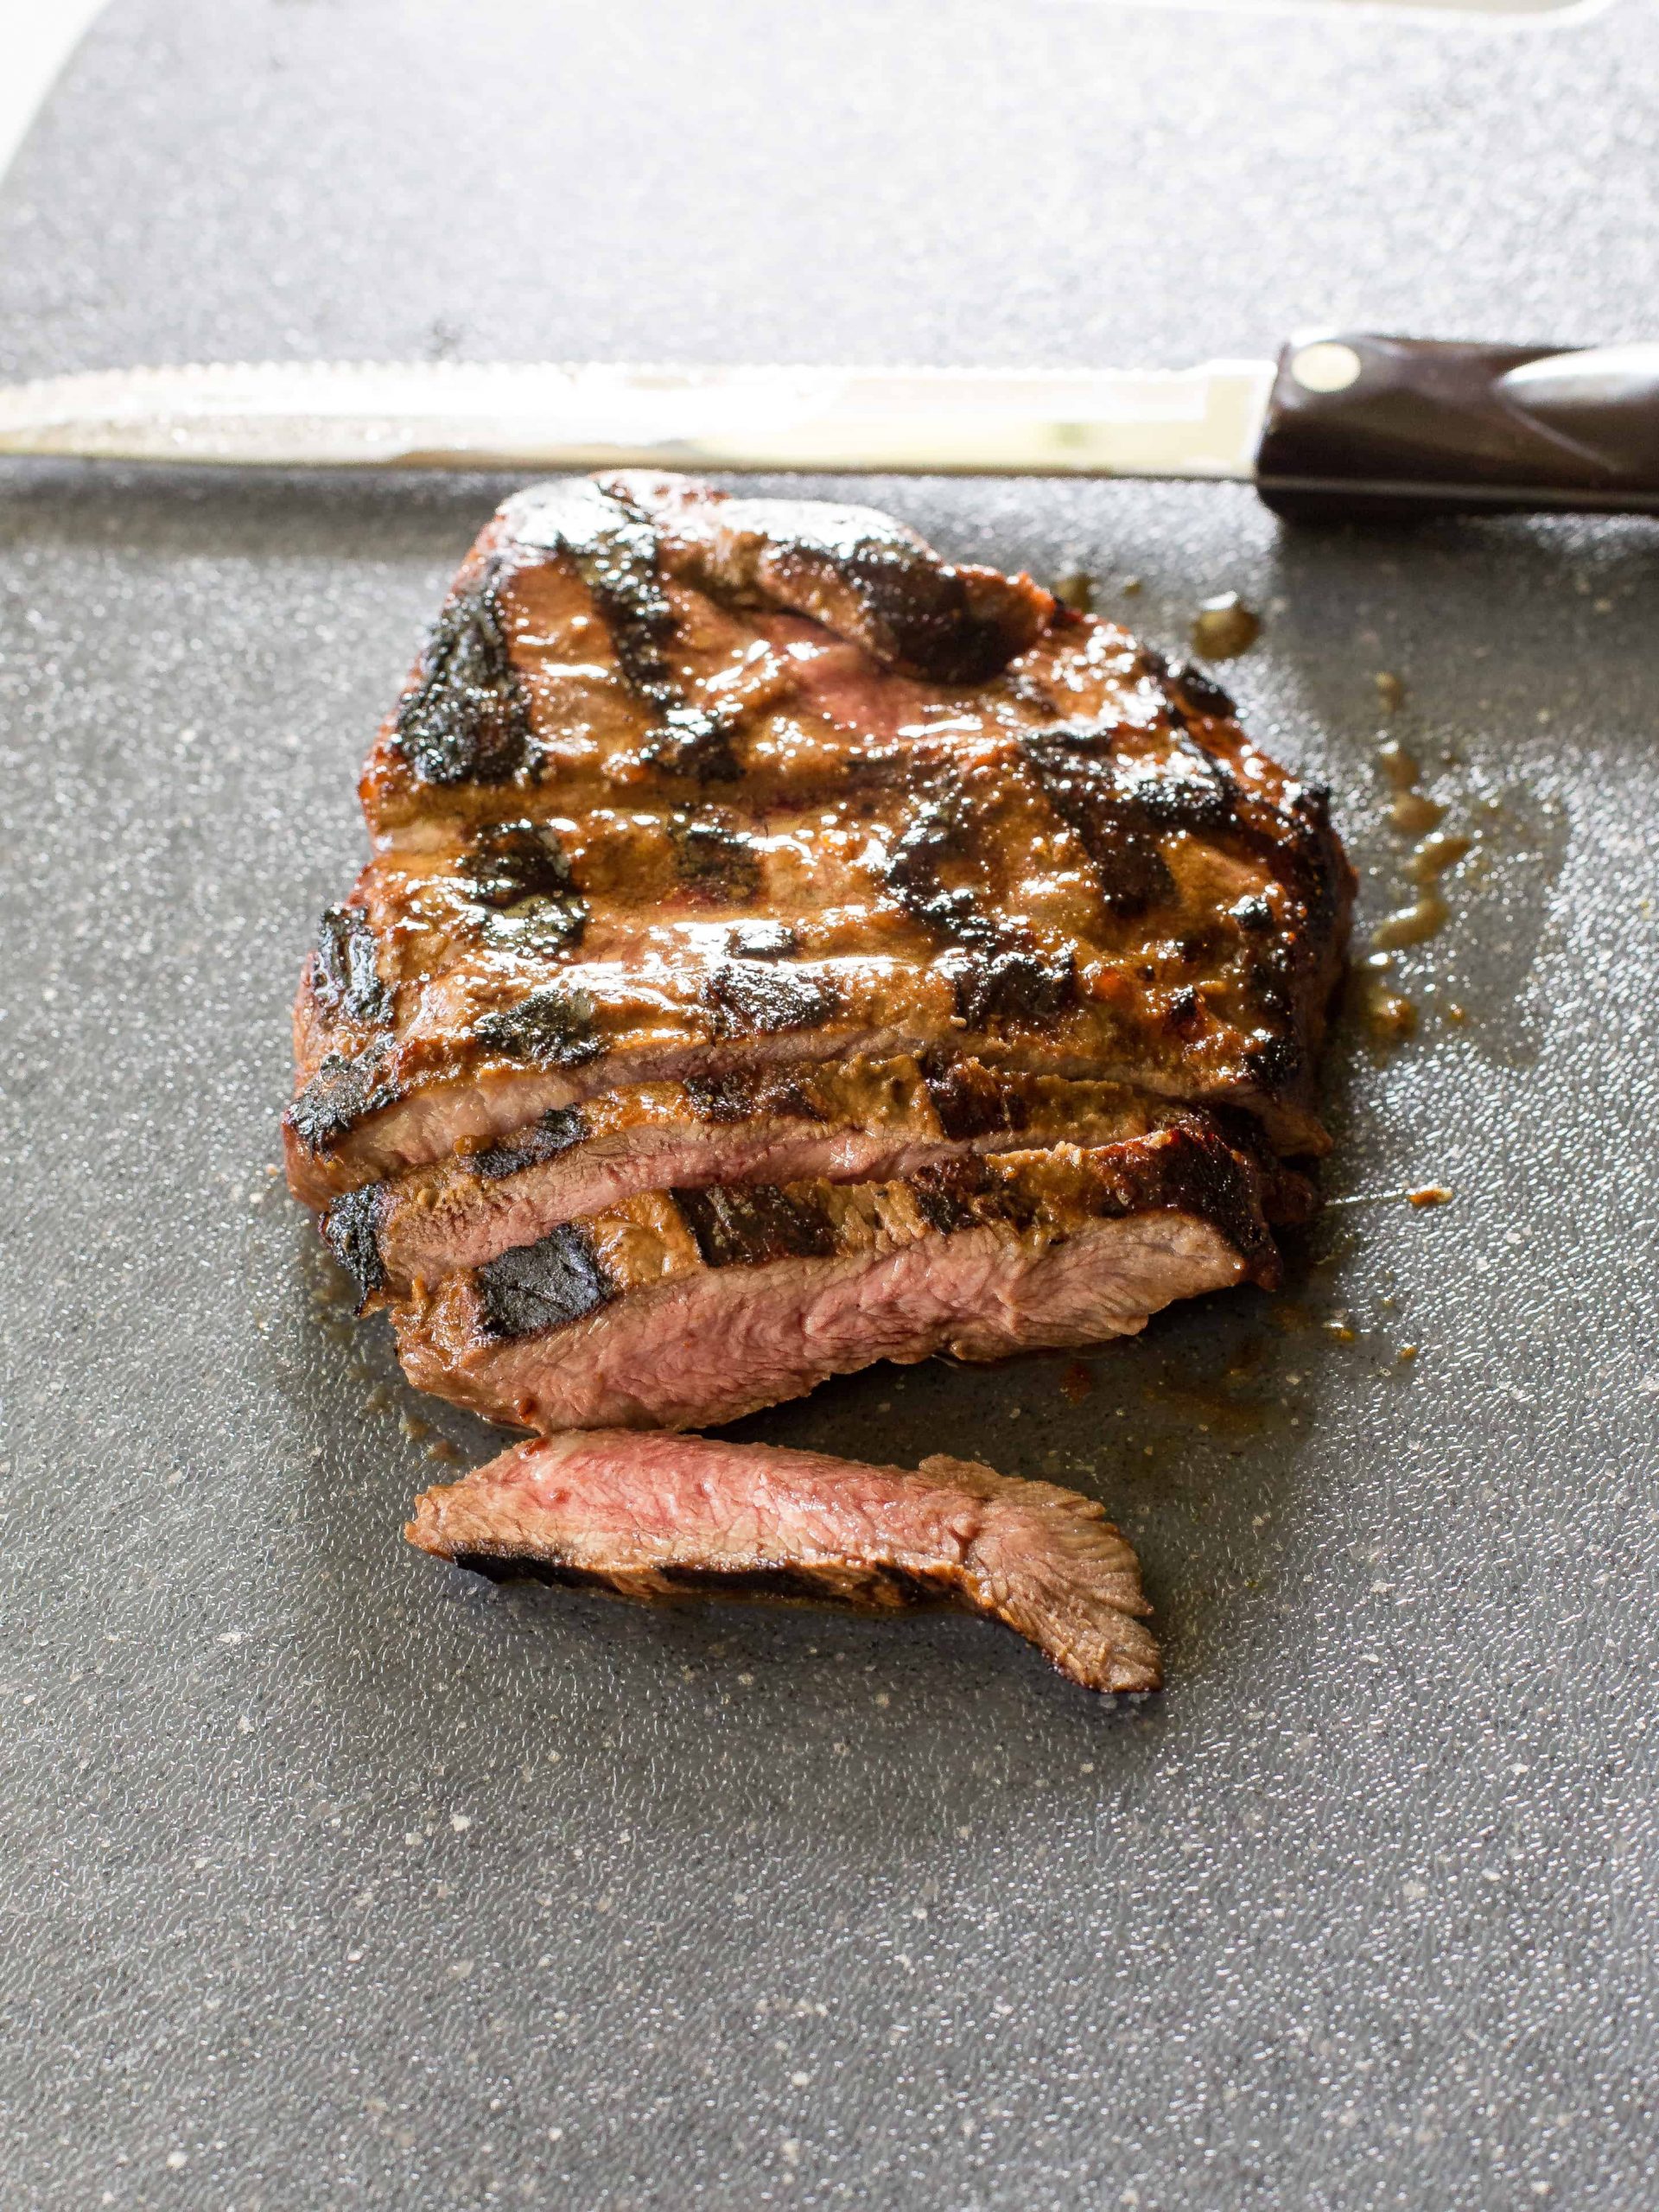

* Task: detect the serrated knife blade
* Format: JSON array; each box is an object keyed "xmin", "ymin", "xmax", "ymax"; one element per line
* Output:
[
  {"xmin": 0, "ymin": 357, "xmax": 1275, "ymax": 478},
  {"xmin": 3, "ymin": 338, "xmax": 1659, "ymax": 517}
]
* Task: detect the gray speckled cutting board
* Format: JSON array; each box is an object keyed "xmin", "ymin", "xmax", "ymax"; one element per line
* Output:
[{"xmin": 3, "ymin": 2, "xmax": 1657, "ymax": 2205}]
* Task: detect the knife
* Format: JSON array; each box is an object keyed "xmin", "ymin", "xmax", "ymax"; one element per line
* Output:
[{"xmin": 2, "ymin": 332, "xmax": 1656, "ymax": 519}]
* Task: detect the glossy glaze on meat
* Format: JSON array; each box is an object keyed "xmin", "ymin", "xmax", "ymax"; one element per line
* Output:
[
  {"xmin": 283, "ymin": 473, "xmax": 1352, "ymax": 1206},
  {"xmin": 285, "ymin": 476, "xmax": 1352, "ymax": 1690},
  {"xmin": 323, "ymin": 1057, "xmax": 1185, "ymax": 1306}
]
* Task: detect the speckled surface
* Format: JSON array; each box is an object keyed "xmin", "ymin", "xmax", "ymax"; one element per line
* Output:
[{"xmin": 2, "ymin": 3, "xmax": 1657, "ymax": 2205}]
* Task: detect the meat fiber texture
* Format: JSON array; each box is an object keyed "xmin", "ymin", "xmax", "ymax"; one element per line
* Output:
[
  {"xmin": 282, "ymin": 473, "xmax": 1352, "ymax": 1686},
  {"xmin": 407, "ymin": 1431, "xmax": 1161, "ymax": 1694}
]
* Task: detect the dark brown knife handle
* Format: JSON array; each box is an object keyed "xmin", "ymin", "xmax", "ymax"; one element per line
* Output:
[{"xmin": 1255, "ymin": 332, "xmax": 1659, "ymax": 521}]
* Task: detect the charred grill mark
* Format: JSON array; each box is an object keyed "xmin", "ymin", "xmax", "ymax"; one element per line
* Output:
[
  {"xmin": 461, "ymin": 819, "xmax": 578, "ymax": 906},
  {"xmin": 884, "ymin": 780, "xmax": 998, "ymax": 950},
  {"xmin": 469, "ymin": 1105, "xmax": 589, "ymax": 1180},
  {"xmin": 1243, "ymin": 1029, "xmax": 1305, "ymax": 1094},
  {"xmin": 1021, "ymin": 735, "xmax": 1173, "ymax": 916},
  {"xmin": 944, "ymin": 947, "xmax": 1077, "ymax": 1030},
  {"xmin": 286, "ymin": 1039, "xmax": 402, "ymax": 1154},
  {"xmin": 1130, "ymin": 1122, "xmax": 1281, "ymax": 1285},
  {"xmin": 669, "ymin": 810, "xmax": 762, "ymax": 902},
  {"xmin": 1161, "ymin": 659, "xmax": 1237, "ymax": 723},
  {"xmin": 702, "ymin": 960, "xmax": 837, "ymax": 1038},
  {"xmin": 447, "ymin": 1554, "xmax": 937, "ymax": 1609},
  {"xmin": 906, "ymin": 1155, "xmax": 992, "ymax": 1233},
  {"xmin": 887, "ymin": 777, "xmax": 1077, "ymax": 1032},
  {"xmin": 822, "ymin": 540, "xmax": 1041, "ymax": 684},
  {"xmin": 1166, "ymin": 985, "xmax": 1205, "ymax": 1039},
  {"xmin": 651, "ymin": 1562, "xmax": 935, "ymax": 1607},
  {"xmin": 559, "ymin": 486, "xmax": 735, "ymax": 780},
  {"xmin": 473, "ymin": 985, "xmax": 603, "ymax": 1066},
  {"xmin": 681, "ymin": 1070, "xmax": 760, "ymax": 1122},
  {"xmin": 639, "ymin": 707, "xmax": 740, "ymax": 784},
  {"xmin": 461, "ymin": 818, "xmax": 588, "ymax": 955},
  {"xmin": 682, "ymin": 1068, "xmax": 825, "ymax": 1124},
  {"xmin": 672, "ymin": 1183, "xmax": 839, "ymax": 1268},
  {"xmin": 1027, "ymin": 696, "xmax": 1346, "ymax": 1039},
  {"xmin": 1121, "ymin": 730, "xmax": 1237, "ymax": 836},
  {"xmin": 916, "ymin": 1122, "xmax": 1277, "ymax": 1262},
  {"xmin": 321, "ymin": 1184, "xmax": 385, "ymax": 1309},
  {"xmin": 922, "ymin": 1056, "xmax": 1032, "ymax": 1141},
  {"xmin": 309, "ymin": 905, "xmax": 391, "ymax": 1027},
  {"xmin": 1020, "ymin": 726, "xmax": 1176, "ymax": 918},
  {"xmin": 1283, "ymin": 781, "xmax": 1346, "ymax": 933},
  {"xmin": 393, "ymin": 557, "xmax": 535, "ymax": 786},
  {"xmin": 1157, "ymin": 669, "xmax": 1350, "ymax": 957},
  {"xmin": 567, "ymin": 499, "xmax": 676, "ymax": 701},
  {"xmin": 514, "ymin": 480, "xmax": 680, "ymax": 708},
  {"xmin": 475, "ymin": 1223, "xmax": 614, "ymax": 1339},
  {"xmin": 648, "ymin": 485, "xmax": 1051, "ymax": 683},
  {"xmin": 510, "ymin": 480, "xmax": 738, "ymax": 781}
]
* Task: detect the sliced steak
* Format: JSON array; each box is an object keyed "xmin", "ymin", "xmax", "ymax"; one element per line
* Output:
[
  {"xmin": 284, "ymin": 473, "xmax": 1352, "ymax": 1205},
  {"xmin": 405, "ymin": 1429, "xmax": 1160, "ymax": 1694},
  {"xmin": 327, "ymin": 1057, "xmax": 1179, "ymax": 1306},
  {"xmin": 391, "ymin": 1121, "xmax": 1286, "ymax": 1433}
]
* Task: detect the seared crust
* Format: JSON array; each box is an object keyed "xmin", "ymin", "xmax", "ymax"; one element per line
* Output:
[
  {"xmin": 283, "ymin": 474, "xmax": 1352, "ymax": 1205},
  {"xmin": 327, "ymin": 1057, "xmax": 1185, "ymax": 1306},
  {"xmin": 405, "ymin": 1429, "xmax": 1161, "ymax": 1694},
  {"xmin": 389, "ymin": 1120, "xmax": 1287, "ymax": 1433}
]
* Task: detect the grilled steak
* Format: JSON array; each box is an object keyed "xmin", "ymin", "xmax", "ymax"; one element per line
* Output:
[
  {"xmin": 283, "ymin": 472, "xmax": 1351, "ymax": 1206},
  {"xmin": 391, "ymin": 1121, "xmax": 1287, "ymax": 1433},
  {"xmin": 286, "ymin": 477, "xmax": 1351, "ymax": 1689},
  {"xmin": 327, "ymin": 1057, "xmax": 1183, "ymax": 1305},
  {"xmin": 405, "ymin": 1430, "xmax": 1160, "ymax": 1694}
]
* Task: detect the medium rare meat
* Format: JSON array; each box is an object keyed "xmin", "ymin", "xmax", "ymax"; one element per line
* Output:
[
  {"xmin": 326, "ymin": 1056, "xmax": 1179, "ymax": 1305},
  {"xmin": 283, "ymin": 472, "xmax": 1352, "ymax": 1207},
  {"xmin": 405, "ymin": 1429, "xmax": 1161, "ymax": 1694},
  {"xmin": 391, "ymin": 1120, "xmax": 1288, "ymax": 1433},
  {"xmin": 285, "ymin": 476, "xmax": 1352, "ymax": 1689}
]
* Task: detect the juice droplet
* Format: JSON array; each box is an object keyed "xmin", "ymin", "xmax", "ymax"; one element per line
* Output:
[
  {"xmin": 1377, "ymin": 741, "xmax": 1446, "ymax": 835},
  {"xmin": 1406, "ymin": 831, "xmax": 1472, "ymax": 886},
  {"xmin": 1355, "ymin": 971, "xmax": 1419, "ymax": 1039},
  {"xmin": 1058, "ymin": 1359, "xmax": 1095, "ymax": 1404},
  {"xmin": 1191, "ymin": 592, "xmax": 1260, "ymax": 659},
  {"xmin": 1371, "ymin": 893, "xmax": 1449, "ymax": 950}
]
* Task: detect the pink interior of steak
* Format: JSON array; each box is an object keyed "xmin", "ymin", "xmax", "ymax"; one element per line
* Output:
[
  {"xmin": 285, "ymin": 475, "xmax": 1353, "ymax": 1694},
  {"xmin": 405, "ymin": 1429, "xmax": 1160, "ymax": 1693},
  {"xmin": 395, "ymin": 1205, "xmax": 1250, "ymax": 1433}
]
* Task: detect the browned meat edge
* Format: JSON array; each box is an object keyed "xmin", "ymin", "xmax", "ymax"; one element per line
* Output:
[
  {"xmin": 391, "ymin": 1122, "xmax": 1281, "ymax": 1433},
  {"xmin": 324, "ymin": 1058, "xmax": 1185, "ymax": 1306},
  {"xmin": 283, "ymin": 473, "xmax": 1353, "ymax": 1199},
  {"xmin": 406, "ymin": 1430, "xmax": 1160, "ymax": 1694}
]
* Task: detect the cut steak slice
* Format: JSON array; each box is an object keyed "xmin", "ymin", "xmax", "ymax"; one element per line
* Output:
[
  {"xmin": 404, "ymin": 1429, "xmax": 1160, "ymax": 1694},
  {"xmin": 326, "ymin": 1055, "xmax": 1181, "ymax": 1306},
  {"xmin": 391, "ymin": 1120, "xmax": 1286, "ymax": 1433},
  {"xmin": 284, "ymin": 472, "xmax": 1352, "ymax": 1205}
]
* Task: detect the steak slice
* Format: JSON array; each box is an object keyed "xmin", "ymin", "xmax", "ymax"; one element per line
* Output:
[
  {"xmin": 284, "ymin": 473, "xmax": 1352, "ymax": 1205},
  {"xmin": 405, "ymin": 1429, "xmax": 1160, "ymax": 1694},
  {"xmin": 391, "ymin": 1120, "xmax": 1286, "ymax": 1433},
  {"xmin": 327, "ymin": 1056, "xmax": 1179, "ymax": 1306}
]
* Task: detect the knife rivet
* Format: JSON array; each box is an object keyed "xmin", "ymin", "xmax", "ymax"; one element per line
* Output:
[{"xmin": 1289, "ymin": 341, "xmax": 1363, "ymax": 395}]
